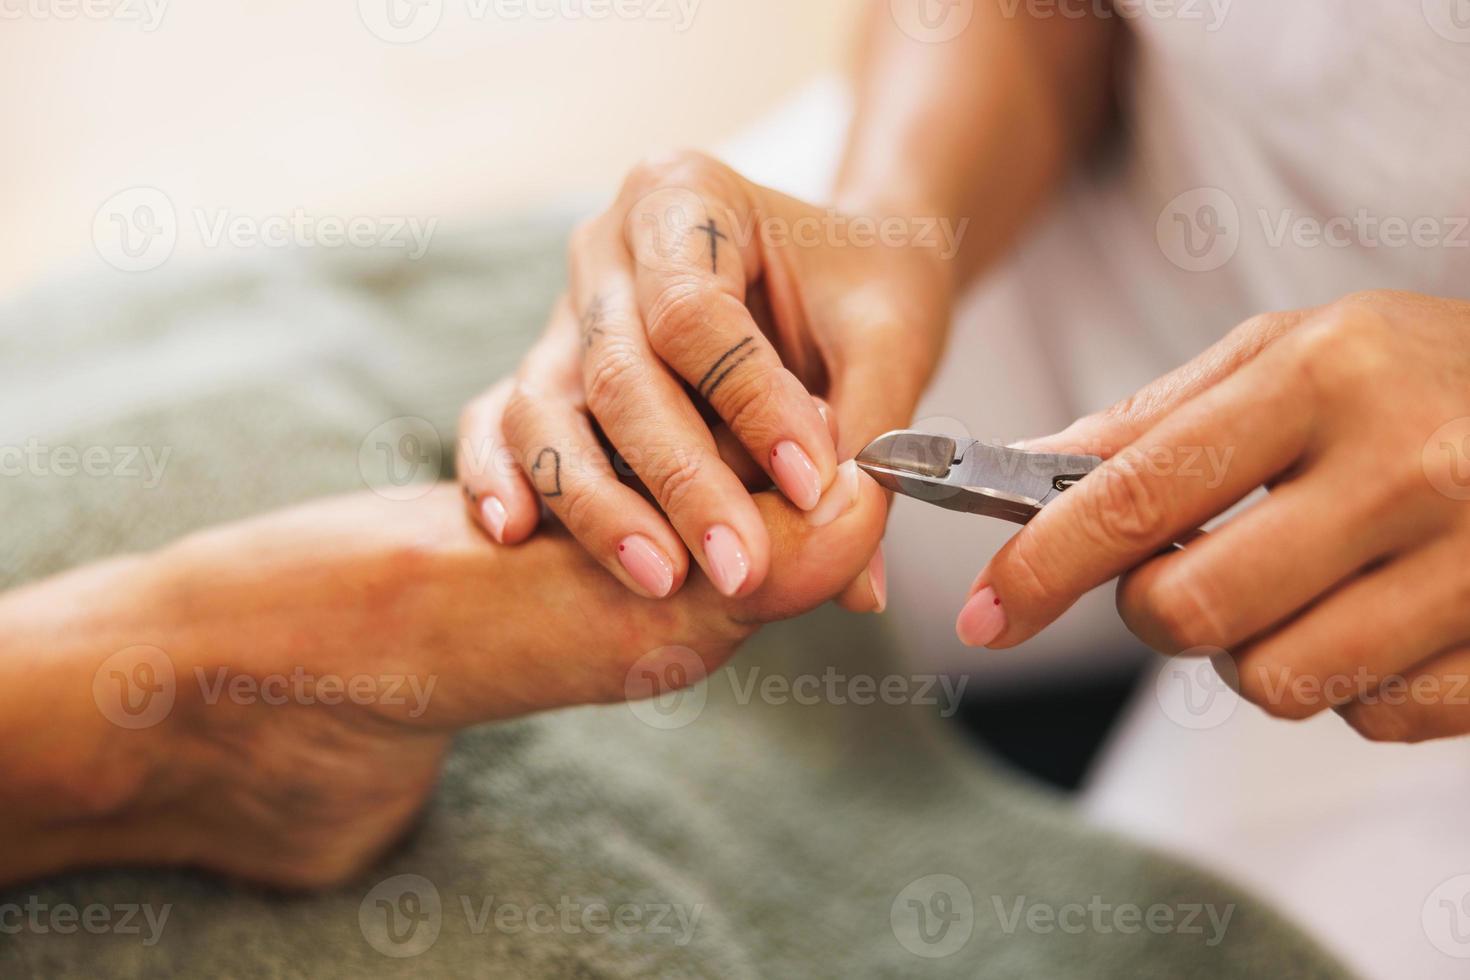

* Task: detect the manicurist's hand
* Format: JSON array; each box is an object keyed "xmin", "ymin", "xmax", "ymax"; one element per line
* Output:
[
  {"xmin": 458, "ymin": 151, "xmax": 954, "ymax": 599},
  {"xmin": 959, "ymin": 291, "xmax": 1470, "ymax": 743}
]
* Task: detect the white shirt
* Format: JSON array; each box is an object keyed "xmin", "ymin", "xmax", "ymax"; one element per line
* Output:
[{"xmin": 727, "ymin": 7, "xmax": 1470, "ymax": 978}]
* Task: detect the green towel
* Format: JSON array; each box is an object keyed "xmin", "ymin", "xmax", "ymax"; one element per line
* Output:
[{"xmin": 0, "ymin": 217, "xmax": 1350, "ymax": 979}]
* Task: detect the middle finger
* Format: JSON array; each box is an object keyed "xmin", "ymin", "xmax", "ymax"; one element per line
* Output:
[{"xmin": 572, "ymin": 244, "xmax": 770, "ymax": 598}]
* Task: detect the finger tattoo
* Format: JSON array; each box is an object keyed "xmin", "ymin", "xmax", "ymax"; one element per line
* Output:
[
  {"xmin": 697, "ymin": 218, "xmax": 728, "ymax": 274},
  {"xmin": 580, "ymin": 295, "xmax": 607, "ymax": 351},
  {"xmin": 697, "ymin": 336, "xmax": 756, "ymax": 399},
  {"xmin": 530, "ymin": 447, "xmax": 564, "ymax": 498}
]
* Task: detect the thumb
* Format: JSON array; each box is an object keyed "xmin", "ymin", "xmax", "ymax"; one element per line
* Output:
[{"xmin": 826, "ymin": 355, "xmax": 927, "ymax": 461}]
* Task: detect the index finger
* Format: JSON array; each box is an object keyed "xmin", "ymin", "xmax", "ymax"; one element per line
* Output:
[
  {"xmin": 619, "ymin": 155, "xmax": 837, "ymax": 511},
  {"xmin": 968, "ymin": 340, "xmax": 1319, "ymax": 648}
]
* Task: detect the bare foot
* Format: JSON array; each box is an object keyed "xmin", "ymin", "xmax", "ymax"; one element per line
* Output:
[{"xmin": 10, "ymin": 474, "xmax": 885, "ymax": 888}]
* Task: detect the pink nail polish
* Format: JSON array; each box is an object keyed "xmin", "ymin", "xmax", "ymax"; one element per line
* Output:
[
  {"xmin": 868, "ymin": 546, "xmax": 887, "ymax": 614},
  {"xmin": 618, "ymin": 534, "xmax": 675, "ymax": 598},
  {"xmin": 703, "ymin": 525, "xmax": 750, "ymax": 597},
  {"xmin": 481, "ymin": 496, "xmax": 508, "ymax": 543},
  {"xmin": 771, "ymin": 440, "xmax": 822, "ymax": 511},
  {"xmin": 956, "ymin": 586, "xmax": 1006, "ymax": 647}
]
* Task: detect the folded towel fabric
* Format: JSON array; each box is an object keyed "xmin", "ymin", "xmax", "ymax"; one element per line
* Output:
[{"xmin": 0, "ymin": 218, "xmax": 1349, "ymax": 979}]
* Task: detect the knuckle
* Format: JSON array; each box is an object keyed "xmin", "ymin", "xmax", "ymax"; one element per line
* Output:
[
  {"xmin": 499, "ymin": 384, "xmax": 537, "ymax": 444},
  {"xmin": 1234, "ymin": 653, "xmax": 1320, "ymax": 720},
  {"xmin": 649, "ymin": 449, "xmax": 706, "ymax": 515},
  {"xmin": 456, "ymin": 397, "xmax": 489, "ymax": 447},
  {"xmin": 566, "ymin": 218, "xmax": 597, "ymax": 265},
  {"xmin": 1341, "ymin": 702, "xmax": 1416, "ymax": 743},
  {"xmin": 557, "ymin": 470, "xmax": 610, "ymax": 532},
  {"xmin": 457, "ymin": 381, "xmax": 509, "ymax": 437},
  {"xmin": 1140, "ymin": 567, "xmax": 1229, "ymax": 653},
  {"xmin": 1229, "ymin": 310, "xmax": 1297, "ymax": 353},
  {"xmin": 1337, "ymin": 288, "xmax": 1396, "ymax": 311},
  {"xmin": 1082, "ymin": 453, "xmax": 1173, "ymax": 552},
  {"xmin": 645, "ymin": 279, "xmax": 720, "ymax": 351},
  {"xmin": 1292, "ymin": 302, "xmax": 1394, "ymax": 394},
  {"xmin": 1100, "ymin": 395, "xmax": 1141, "ymax": 429},
  {"xmin": 1356, "ymin": 453, "xmax": 1437, "ymax": 528},
  {"xmin": 583, "ymin": 338, "xmax": 646, "ymax": 418},
  {"xmin": 623, "ymin": 149, "xmax": 714, "ymax": 195},
  {"xmin": 721, "ymin": 371, "xmax": 783, "ymax": 441}
]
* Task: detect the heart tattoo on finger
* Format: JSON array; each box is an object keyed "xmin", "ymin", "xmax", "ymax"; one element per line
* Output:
[{"xmin": 531, "ymin": 448, "xmax": 564, "ymax": 498}]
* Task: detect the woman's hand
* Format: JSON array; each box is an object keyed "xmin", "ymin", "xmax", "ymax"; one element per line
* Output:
[
  {"xmin": 0, "ymin": 474, "xmax": 885, "ymax": 889},
  {"xmin": 958, "ymin": 290, "xmax": 1470, "ymax": 743},
  {"xmin": 458, "ymin": 151, "xmax": 954, "ymax": 599}
]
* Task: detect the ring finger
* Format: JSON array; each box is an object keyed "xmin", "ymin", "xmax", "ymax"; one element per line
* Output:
[
  {"xmin": 575, "ymin": 271, "xmax": 770, "ymax": 598},
  {"xmin": 502, "ymin": 301, "xmax": 688, "ymax": 599}
]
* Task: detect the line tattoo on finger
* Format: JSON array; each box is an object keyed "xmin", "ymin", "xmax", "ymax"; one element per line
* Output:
[
  {"xmin": 530, "ymin": 447, "xmax": 564, "ymax": 498},
  {"xmin": 698, "ymin": 336, "xmax": 756, "ymax": 399},
  {"xmin": 697, "ymin": 218, "xmax": 728, "ymax": 274}
]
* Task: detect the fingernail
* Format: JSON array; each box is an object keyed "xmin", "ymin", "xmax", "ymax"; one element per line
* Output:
[
  {"xmin": 956, "ymin": 586, "xmax": 1006, "ymax": 647},
  {"xmin": 771, "ymin": 440, "xmax": 822, "ymax": 511},
  {"xmin": 703, "ymin": 525, "xmax": 750, "ymax": 597},
  {"xmin": 807, "ymin": 460, "xmax": 859, "ymax": 527},
  {"xmin": 481, "ymin": 495, "xmax": 508, "ymax": 543},
  {"xmin": 868, "ymin": 546, "xmax": 887, "ymax": 614},
  {"xmin": 813, "ymin": 398, "xmax": 838, "ymax": 443},
  {"xmin": 618, "ymin": 534, "xmax": 675, "ymax": 598}
]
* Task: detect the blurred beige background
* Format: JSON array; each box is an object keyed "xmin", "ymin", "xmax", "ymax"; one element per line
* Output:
[{"xmin": 0, "ymin": 0, "xmax": 863, "ymax": 296}]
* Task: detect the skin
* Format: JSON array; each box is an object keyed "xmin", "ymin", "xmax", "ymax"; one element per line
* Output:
[
  {"xmin": 458, "ymin": 1, "xmax": 1119, "ymax": 600},
  {"xmin": 13, "ymin": 0, "xmax": 1458, "ymax": 902},
  {"xmin": 2, "ymin": 0, "xmax": 1119, "ymax": 891},
  {"xmin": 469, "ymin": 3, "xmax": 1470, "ymax": 745},
  {"xmin": 0, "ymin": 478, "xmax": 886, "ymax": 889},
  {"xmin": 969, "ymin": 291, "xmax": 1470, "ymax": 742}
]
